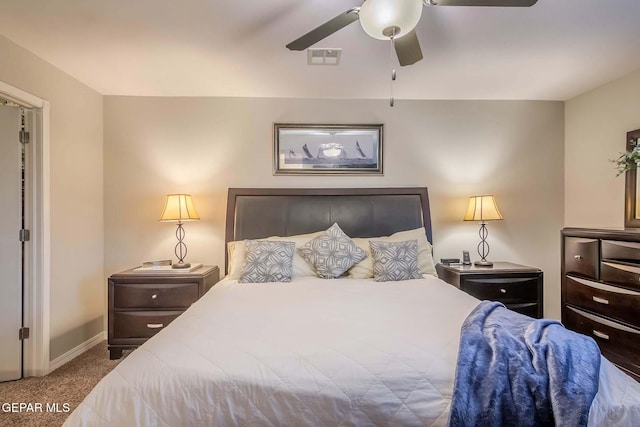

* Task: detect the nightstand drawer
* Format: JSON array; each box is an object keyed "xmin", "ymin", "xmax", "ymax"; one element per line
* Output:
[
  {"xmin": 564, "ymin": 237, "xmax": 599, "ymax": 280},
  {"xmin": 113, "ymin": 311, "xmax": 182, "ymax": 338},
  {"xmin": 564, "ymin": 307, "xmax": 640, "ymax": 364},
  {"xmin": 508, "ymin": 303, "xmax": 539, "ymax": 318},
  {"xmin": 460, "ymin": 276, "xmax": 538, "ymax": 303},
  {"xmin": 436, "ymin": 262, "xmax": 543, "ymax": 319},
  {"xmin": 566, "ymin": 276, "xmax": 640, "ymax": 328},
  {"xmin": 113, "ymin": 282, "xmax": 199, "ymax": 309}
]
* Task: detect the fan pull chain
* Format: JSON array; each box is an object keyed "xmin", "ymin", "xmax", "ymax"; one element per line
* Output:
[{"xmin": 390, "ymin": 34, "xmax": 396, "ymax": 107}]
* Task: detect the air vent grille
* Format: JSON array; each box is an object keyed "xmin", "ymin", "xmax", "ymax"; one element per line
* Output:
[{"xmin": 307, "ymin": 48, "xmax": 342, "ymax": 66}]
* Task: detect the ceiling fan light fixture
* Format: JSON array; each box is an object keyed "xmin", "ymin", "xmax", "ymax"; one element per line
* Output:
[{"xmin": 359, "ymin": 0, "xmax": 423, "ymax": 40}]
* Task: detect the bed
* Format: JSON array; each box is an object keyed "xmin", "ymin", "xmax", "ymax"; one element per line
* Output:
[{"xmin": 64, "ymin": 187, "xmax": 640, "ymax": 426}]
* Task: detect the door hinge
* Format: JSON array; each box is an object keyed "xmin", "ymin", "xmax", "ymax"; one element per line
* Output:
[
  {"xmin": 19, "ymin": 229, "xmax": 30, "ymax": 242},
  {"xmin": 19, "ymin": 130, "xmax": 30, "ymax": 144},
  {"xmin": 19, "ymin": 327, "xmax": 30, "ymax": 340}
]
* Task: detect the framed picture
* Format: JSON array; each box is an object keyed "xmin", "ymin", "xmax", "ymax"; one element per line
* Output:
[{"xmin": 274, "ymin": 123, "xmax": 383, "ymax": 175}]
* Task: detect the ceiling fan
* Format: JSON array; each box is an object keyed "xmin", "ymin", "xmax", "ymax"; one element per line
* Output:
[{"xmin": 286, "ymin": 0, "xmax": 539, "ymax": 67}]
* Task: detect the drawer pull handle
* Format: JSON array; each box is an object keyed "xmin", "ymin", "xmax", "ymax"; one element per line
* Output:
[
  {"xmin": 500, "ymin": 288, "xmax": 507, "ymax": 294},
  {"xmin": 592, "ymin": 296, "xmax": 609, "ymax": 305},
  {"xmin": 146, "ymin": 323, "xmax": 164, "ymax": 329},
  {"xmin": 151, "ymin": 294, "xmax": 158, "ymax": 299},
  {"xmin": 592, "ymin": 330, "xmax": 609, "ymax": 340},
  {"xmin": 574, "ymin": 255, "xmax": 582, "ymax": 260}
]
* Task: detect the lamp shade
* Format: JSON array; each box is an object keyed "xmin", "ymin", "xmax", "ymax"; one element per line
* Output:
[
  {"xmin": 359, "ymin": 0, "xmax": 423, "ymax": 40},
  {"xmin": 463, "ymin": 195, "xmax": 503, "ymax": 222},
  {"xmin": 159, "ymin": 194, "xmax": 200, "ymax": 222}
]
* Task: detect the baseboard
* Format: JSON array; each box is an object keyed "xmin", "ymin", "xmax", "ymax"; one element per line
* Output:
[{"xmin": 48, "ymin": 331, "xmax": 107, "ymax": 373}]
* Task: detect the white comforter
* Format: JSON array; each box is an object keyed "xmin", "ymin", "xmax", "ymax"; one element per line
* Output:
[{"xmin": 64, "ymin": 276, "xmax": 640, "ymax": 426}]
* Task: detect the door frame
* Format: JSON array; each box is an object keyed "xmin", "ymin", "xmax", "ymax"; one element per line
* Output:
[{"xmin": 0, "ymin": 80, "xmax": 50, "ymax": 376}]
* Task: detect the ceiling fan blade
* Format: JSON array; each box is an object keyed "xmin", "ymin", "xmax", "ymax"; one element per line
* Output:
[
  {"xmin": 429, "ymin": 0, "xmax": 537, "ymax": 6},
  {"xmin": 286, "ymin": 8, "xmax": 360, "ymax": 51},
  {"xmin": 394, "ymin": 30, "xmax": 423, "ymax": 66}
]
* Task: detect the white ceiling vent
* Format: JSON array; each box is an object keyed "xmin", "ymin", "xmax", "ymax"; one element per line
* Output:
[{"xmin": 307, "ymin": 48, "xmax": 342, "ymax": 66}]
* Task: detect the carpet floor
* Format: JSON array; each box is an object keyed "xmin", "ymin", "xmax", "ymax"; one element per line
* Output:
[{"xmin": 0, "ymin": 341, "xmax": 122, "ymax": 427}]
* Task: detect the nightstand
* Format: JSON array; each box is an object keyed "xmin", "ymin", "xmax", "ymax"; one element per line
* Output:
[
  {"xmin": 436, "ymin": 262, "xmax": 543, "ymax": 318},
  {"xmin": 107, "ymin": 265, "xmax": 220, "ymax": 359}
]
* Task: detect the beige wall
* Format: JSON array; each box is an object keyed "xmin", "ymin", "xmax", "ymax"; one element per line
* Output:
[
  {"xmin": 565, "ymin": 69, "xmax": 640, "ymax": 227},
  {"xmin": 0, "ymin": 35, "xmax": 104, "ymax": 360},
  {"xmin": 104, "ymin": 97, "xmax": 564, "ymax": 318}
]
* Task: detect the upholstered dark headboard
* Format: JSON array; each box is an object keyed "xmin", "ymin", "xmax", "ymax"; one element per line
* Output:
[{"xmin": 225, "ymin": 187, "xmax": 432, "ymax": 273}]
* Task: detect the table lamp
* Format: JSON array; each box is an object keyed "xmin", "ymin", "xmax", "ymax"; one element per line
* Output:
[
  {"xmin": 159, "ymin": 194, "xmax": 200, "ymax": 269},
  {"xmin": 463, "ymin": 195, "xmax": 503, "ymax": 267}
]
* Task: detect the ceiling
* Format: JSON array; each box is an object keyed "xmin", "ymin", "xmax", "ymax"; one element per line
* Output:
[{"xmin": 1, "ymin": 0, "xmax": 639, "ymax": 100}]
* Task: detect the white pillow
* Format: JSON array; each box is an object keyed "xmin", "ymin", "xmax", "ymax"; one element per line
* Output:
[
  {"xmin": 227, "ymin": 231, "xmax": 323, "ymax": 279},
  {"xmin": 349, "ymin": 227, "xmax": 437, "ymax": 279}
]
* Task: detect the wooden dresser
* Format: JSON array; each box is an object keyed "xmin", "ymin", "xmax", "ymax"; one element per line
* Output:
[
  {"xmin": 562, "ymin": 228, "xmax": 640, "ymax": 381},
  {"xmin": 108, "ymin": 265, "xmax": 219, "ymax": 359}
]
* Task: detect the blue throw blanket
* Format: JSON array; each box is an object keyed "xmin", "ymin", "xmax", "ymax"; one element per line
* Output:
[{"xmin": 449, "ymin": 301, "xmax": 601, "ymax": 427}]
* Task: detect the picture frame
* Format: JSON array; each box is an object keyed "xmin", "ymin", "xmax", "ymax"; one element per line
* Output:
[
  {"xmin": 273, "ymin": 123, "xmax": 383, "ymax": 175},
  {"xmin": 625, "ymin": 128, "xmax": 640, "ymax": 228}
]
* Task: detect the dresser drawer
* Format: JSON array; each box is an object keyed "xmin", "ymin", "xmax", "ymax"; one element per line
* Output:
[
  {"xmin": 566, "ymin": 276, "xmax": 640, "ymax": 328},
  {"xmin": 602, "ymin": 240, "xmax": 640, "ymax": 263},
  {"xmin": 113, "ymin": 311, "xmax": 182, "ymax": 338},
  {"xmin": 564, "ymin": 307, "xmax": 640, "ymax": 363},
  {"xmin": 460, "ymin": 276, "xmax": 539, "ymax": 303},
  {"xmin": 564, "ymin": 237, "xmax": 599, "ymax": 280},
  {"xmin": 600, "ymin": 261, "xmax": 640, "ymax": 292},
  {"xmin": 113, "ymin": 282, "xmax": 199, "ymax": 309}
]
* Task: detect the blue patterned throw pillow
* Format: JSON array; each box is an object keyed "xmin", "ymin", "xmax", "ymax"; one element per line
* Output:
[
  {"xmin": 297, "ymin": 223, "xmax": 367, "ymax": 279},
  {"xmin": 369, "ymin": 239, "xmax": 422, "ymax": 282},
  {"xmin": 239, "ymin": 240, "xmax": 295, "ymax": 283}
]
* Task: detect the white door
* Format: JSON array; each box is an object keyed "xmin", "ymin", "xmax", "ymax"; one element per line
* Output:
[{"xmin": 0, "ymin": 104, "xmax": 23, "ymax": 382}]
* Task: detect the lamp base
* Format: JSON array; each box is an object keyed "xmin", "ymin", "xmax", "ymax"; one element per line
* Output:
[
  {"xmin": 172, "ymin": 262, "xmax": 191, "ymax": 269},
  {"xmin": 474, "ymin": 260, "xmax": 493, "ymax": 267}
]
